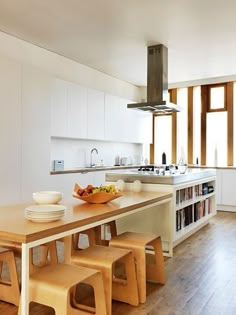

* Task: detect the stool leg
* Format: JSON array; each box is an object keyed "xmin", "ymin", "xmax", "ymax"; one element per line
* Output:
[
  {"xmin": 0, "ymin": 251, "xmax": 20, "ymax": 306},
  {"xmin": 39, "ymin": 241, "xmax": 58, "ymax": 266},
  {"xmin": 112, "ymin": 252, "xmax": 139, "ymax": 306},
  {"xmin": 146, "ymin": 238, "xmax": 166, "ymax": 284},
  {"xmin": 95, "ymin": 221, "xmax": 117, "ymax": 246},
  {"xmin": 73, "ymin": 229, "xmax": 97, "ymax": 250},
  {"xmin": 79, "ymin": 271, "xmax": 107, "ymax": 315},
  {"xmin": 132, "ymin": 247, "xmax": 147, "ymax": 303},
  {"xmin": 98, "ymin": 266, "xmax": 112, "ymax": 315}
]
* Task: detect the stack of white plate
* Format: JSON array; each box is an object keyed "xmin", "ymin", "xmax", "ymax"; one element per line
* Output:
[{"xmin": 24, "ymin": 204, "xmax": 66, "ymax": 222}]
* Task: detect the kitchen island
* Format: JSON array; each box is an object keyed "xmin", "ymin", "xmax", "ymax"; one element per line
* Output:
[
  {"xmin": 0, "ymin": 190, "xmax": 172, "ymax": 315},
  {"xmin": 106, "ymin": 168, "xmax": 216, "ymax": 250}
]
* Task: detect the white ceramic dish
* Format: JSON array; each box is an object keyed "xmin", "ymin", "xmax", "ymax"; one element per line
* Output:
[
  {"xmin": 32, "ymin": 191, "xmax": 62, "ymax": 204},
  {"xmin": 25, "ymin": 205, "xmax": 66, "ymax": 212},
  {"xmin": 24, "ymin": 204, "xmax": 66, "ymax": 222}
]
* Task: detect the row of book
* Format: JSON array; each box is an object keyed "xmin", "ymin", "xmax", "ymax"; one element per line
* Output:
[
  {"xmin": 176, "ymin": 183, "xmax": 214, "ymax": 205},
  {"xmin": 176, "ymin": 205, "xmax": 193, "ymax": 231},
  {"xmin": 194, "ymin": 199, "xmax": 211, "ymax": 220},
  {"xmin": 195, "ymin": 183, "xmax": 214, "ymax": 197},
  {"xmin": 176, "ymin": 199, "xmax": 211, "ymax": 232},
  {"xmin": 176, "ymin": 187, "xmax": 193, "ymax": 204}
]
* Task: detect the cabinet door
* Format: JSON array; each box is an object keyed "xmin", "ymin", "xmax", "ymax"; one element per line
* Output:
[
  {"xmin": 87, "ymin": 88, "xmax": 105, "ymax": 140},
  {"xmin": 51, "ymin": 78, "xmax": 68, "ymax": 137},
  {"xmin": 105, "ymin": 94, "xmax": 122, "ymax": 142},
  {"xmin": 221, "ymin": 169, "xmax": 236, "ymax": 205},
  {"xmin": 67, "ymin": 82, "xmax": 87, "ymax": 138},
  {"xmin": 216, "ymin": 169, "xmax": 222, "ymax": 205},
  {"xmin": 105, "ymin": 94, "xmax": 152, "ymax": 143},
  {"xmin": 0, "ymin": 56, "xmax": 21, "ymax": 205},
  {"xmin": 21, "ymin": 65, "xmax": 52, "ymax": 201}
]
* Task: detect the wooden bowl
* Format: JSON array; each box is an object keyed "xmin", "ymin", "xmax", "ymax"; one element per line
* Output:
[{"xmin": 72, "ymin": 184, "xmax": 122, "ymax": 204}]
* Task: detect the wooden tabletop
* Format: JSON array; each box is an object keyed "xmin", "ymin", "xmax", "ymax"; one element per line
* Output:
[{"xmin": 0, "ymin": 191, "xmax": 172, "ymax": 244}]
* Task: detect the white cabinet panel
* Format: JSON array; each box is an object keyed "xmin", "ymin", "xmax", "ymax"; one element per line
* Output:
[
  {"xmin": 105, "ymin": 94, "xmax": 122, "ymax": 142},
  {"xmin": 134, "ymin": 111, "xmax": 153, "ymax": 143},
  {"xmin": 216, "ymin": 169, "xmax": 222, "ymax": 205},
  {"xmin": 87, "ymin": 88, "xmax": 105, "ymax": 140},
  {"xmin": 0, "ymin": 56, "xmax": 21, "ymax": 205},
  {"xmin": 51, "ymin": 79, "xmax": 68, "ymax": 137},
  {"xmin": 21, "ymin": 65, "xmax": 53, "ymax": 201},
  {"xmin": 67, "ymin": 82, "xmax": 87, "ymax": 138},
  {"xmin": 125, "ymin": 105, "xmax": 152, "ymax": 143},
  {"xmin": 105, "ymin": 94, "xmax": 152, "ymax": 143},
  {"xmin": 221, "ymin": 169, "xmax": 236, "ymax": 205}
]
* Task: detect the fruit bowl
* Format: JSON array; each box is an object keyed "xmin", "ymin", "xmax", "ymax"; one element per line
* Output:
[{"xmin": 72, "ymin": 183, "xmax": 122, "ymax": 204}]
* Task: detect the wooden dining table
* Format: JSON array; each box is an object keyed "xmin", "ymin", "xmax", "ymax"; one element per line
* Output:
[{"xmin": 0, "ymin": 190, "xmax": 172, "ymax": 315}]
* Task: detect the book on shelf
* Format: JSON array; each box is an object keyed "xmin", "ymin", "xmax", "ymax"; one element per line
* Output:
[{"xmin": 176, "ymin": 187, "xmax": 193, "ymax": 204}]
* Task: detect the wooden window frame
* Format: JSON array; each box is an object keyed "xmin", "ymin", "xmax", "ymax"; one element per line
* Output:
[{"xmin": 207, "ymin": 83, "xmax": 227, "ymax": 112}]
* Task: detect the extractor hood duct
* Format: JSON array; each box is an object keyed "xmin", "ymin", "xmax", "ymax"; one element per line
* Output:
[{"xmin": 127, "ymin": 44, "xmax": 181, "ymax": 113}]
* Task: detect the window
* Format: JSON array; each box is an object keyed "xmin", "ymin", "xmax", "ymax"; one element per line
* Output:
[
  {"xmin": 154, "ymin": 115, "xmax": 172, "ymax": 165},
  {"xmin": 208, "ymin": 84, "xmax": 226, "ymax": 111},
  {"xmin": 193, "ymin": 86, "xmax": 201, "ymax": 164},
  {"xmin": 233, "ymin": 82, "xmax": 236, "ymax": 165},
  {"xmin": 206, "ymin": 111, "xmax": 227, "ymax": 166},
  {"xmin": 177, "ymin": 88, "xmax": 188, "ymax": 162}
]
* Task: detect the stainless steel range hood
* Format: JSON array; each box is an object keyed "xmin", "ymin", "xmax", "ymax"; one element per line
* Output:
[{"xmin": 128, "ymin": 44, "xmax": 181, "ymax": 113}]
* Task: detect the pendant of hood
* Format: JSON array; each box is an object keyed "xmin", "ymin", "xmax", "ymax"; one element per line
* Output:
[{"xmin": 128, "ymin": 44, "xmax": 181, "ymax": 113}]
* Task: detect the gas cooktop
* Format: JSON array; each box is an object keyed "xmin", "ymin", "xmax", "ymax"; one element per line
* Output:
[{"xmin": 138, "ymin": 165, "xmax": 155, "ymax": 172}]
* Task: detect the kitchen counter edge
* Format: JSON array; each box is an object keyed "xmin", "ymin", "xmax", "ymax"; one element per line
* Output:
[{"xmin": 50, "ymin": 165, "xmax": 142, "ymax": 175}]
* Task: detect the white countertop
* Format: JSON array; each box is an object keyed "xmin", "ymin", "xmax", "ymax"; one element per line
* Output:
[{"xmin": 105, "ymin": 168, "xmax": 216, "ymax": 185}]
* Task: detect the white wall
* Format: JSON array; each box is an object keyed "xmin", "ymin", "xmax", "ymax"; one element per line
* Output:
[
  {"xmin": 0, "ymin": 31, "xmax": 144, "ymax": 205},
  {"xmin": 51, "ymin": 138, "xmax": 146, "ymax": 169},
  {"xmin": 0, "ymin": 31, "xmax": 140, "ymax": 101}
]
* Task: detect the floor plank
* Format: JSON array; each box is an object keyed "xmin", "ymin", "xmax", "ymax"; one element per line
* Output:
[{"xmin": 1, "ymin": 211, "xmax": 235, "ymax": 314}]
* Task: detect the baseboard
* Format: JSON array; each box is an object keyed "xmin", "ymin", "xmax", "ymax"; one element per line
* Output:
[{"xmin": 217, "ymin": 205, "xmax": 236, "ymax": 212}]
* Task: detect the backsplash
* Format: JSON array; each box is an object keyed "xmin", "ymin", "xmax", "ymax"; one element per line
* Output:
[{"xmin": 51, "ymin": 138, "xmax": 150, "ymax": 170}]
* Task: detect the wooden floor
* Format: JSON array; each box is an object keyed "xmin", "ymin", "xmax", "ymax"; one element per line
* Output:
[{"xmin": 1, "ymin": 211, "xmax": 236, "ymax": 315}]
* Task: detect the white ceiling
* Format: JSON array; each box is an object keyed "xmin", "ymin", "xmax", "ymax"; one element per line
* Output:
[{"xmin": 0, "ymin": 0, "xmax": 236, "ymax": 87}]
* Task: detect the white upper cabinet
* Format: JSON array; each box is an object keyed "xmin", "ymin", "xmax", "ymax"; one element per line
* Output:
[
  {"xmin": 67, "ymin": 82, "xmax": 87, "ymax": 139},
  {"xmin": 0, "ymin": 56, "xmax": 21, "ymax": 205},
  {"xmin": 51, "ymin": 79, "xmax": 87, "ymax": 139},
  {"xmin": 87, "ymin": 88, "xmax": 105, "ymax": 140},
  {"xmin": 51, "ymin": 79, "xmax": 151, "ymax": 143},
  {"xmin": 133, "ymin": 110, "xmax": 153, "ymax": 143},
  {"xmin": 51, "ymin": 79, "xmax": 68, "ymax": 137},
  {"xmin": 105, "ymin": 94, "xmax": 152, "ymax": 143},
  {"xmin": 105, "ymin": 94, "xmax": 122, "ymax": 142}
]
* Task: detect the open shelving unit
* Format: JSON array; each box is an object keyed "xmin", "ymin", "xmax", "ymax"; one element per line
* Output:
[
  {"xmin": 173, "ymin": 176, "xmax": 216, "ymax": 246},
  {"xmin": 107, "ymin": 171, "xmax": 216, "ymax": 257}
]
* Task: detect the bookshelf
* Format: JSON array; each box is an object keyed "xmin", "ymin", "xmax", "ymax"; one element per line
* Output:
[
  {"xmin": 174, "ymin": 177, "xmax": 216, "ymax": 246},
  {"xmin": 106, "ymin": 169, "xmax": 216, "ymax": 256}
]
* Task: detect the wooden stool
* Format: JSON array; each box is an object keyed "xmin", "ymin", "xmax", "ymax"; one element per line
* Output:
[
  {"xmin": 18, "ymin": 263, "xmax": 107, "ymax": 315},
  {"xmin": 95, "ymin": 221, "xmax": 117, "ymax": 246},
  {"xmin": 72, "ymin": 228, "xmax": 98, "ymax": 250},
  {"xmin": 0, "ymin": 239, "xmax": 58, "ymax": 269},
  {"xmin": 69, "ymin": 244, "xmax": 139, "ymax": 315},
  {"xmin": 73, "ymin": 221, "xmax": 117, "ymax": 249},
  {"xmin": 109, "ymin": 232, "xmax": 166, "ymax": 303},
  {"xmin": 0, "ymin": 249, "xmax": 20, "ymax": 306}
]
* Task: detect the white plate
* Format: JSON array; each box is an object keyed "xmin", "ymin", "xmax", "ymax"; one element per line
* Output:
[
  {"xmin": 24, "ymin": 204, "xmax": 66, "ymax": 222},
  {"xmin": 24, "ymin": 214, "xmax": 65, "ymax": 223},
  {"xmin": 25, "ymin": 211, "xmax": 65, "ymax": 218},
  {"xmin": 25, "ymin": 205, "xmax": 66, "ymax": 213}
]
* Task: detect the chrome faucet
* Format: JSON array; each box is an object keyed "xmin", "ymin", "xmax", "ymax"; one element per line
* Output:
[{"xmin": 90, "ymin": 148, "xmax": 98, "ymax": 167}]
